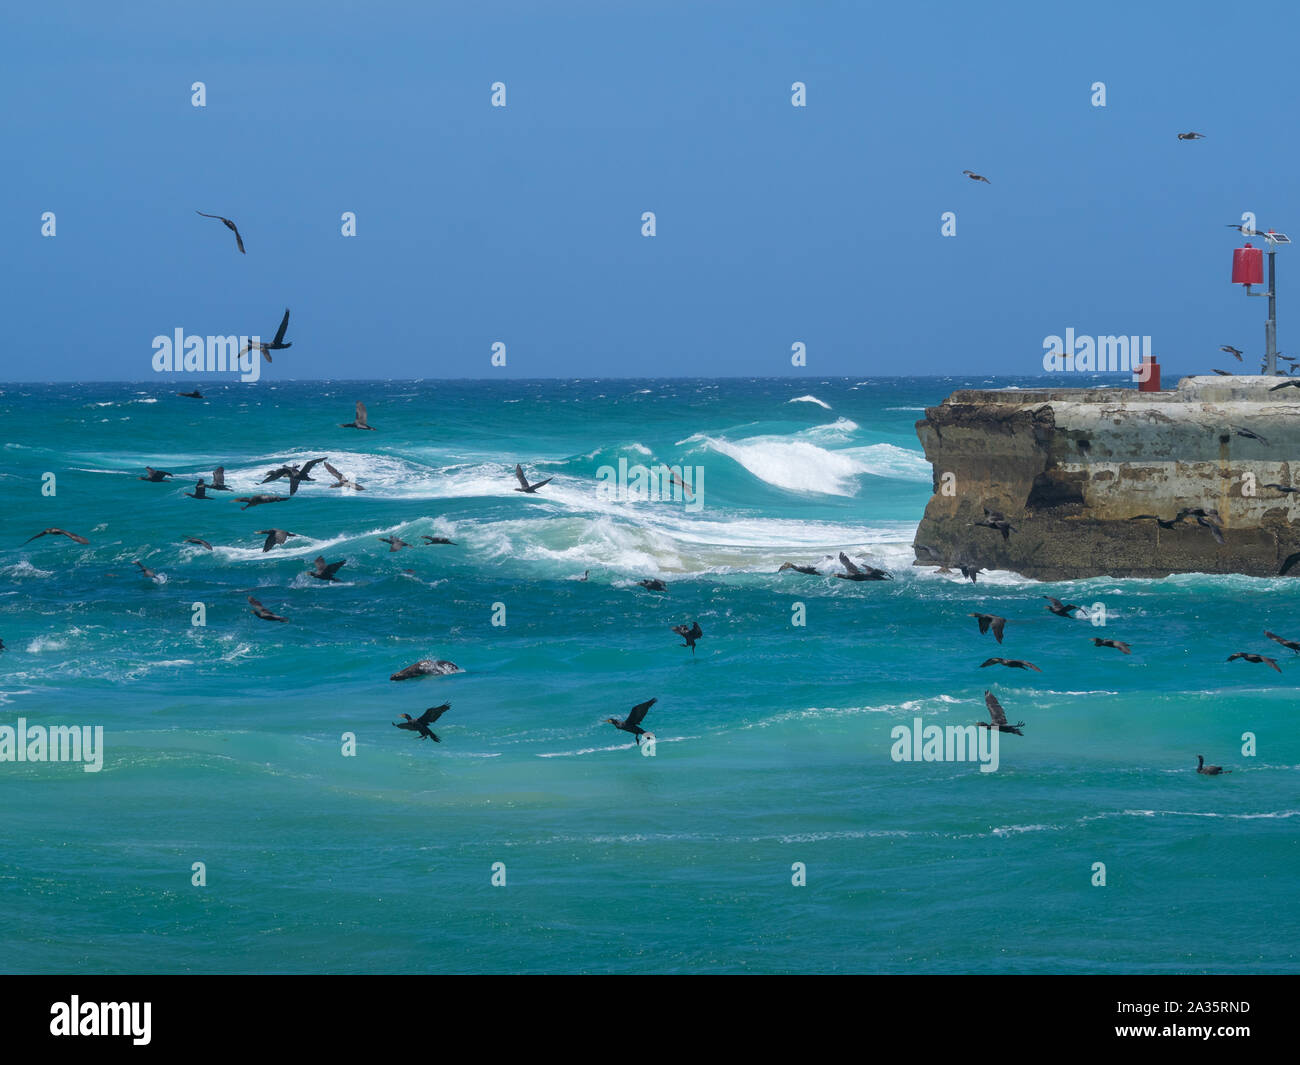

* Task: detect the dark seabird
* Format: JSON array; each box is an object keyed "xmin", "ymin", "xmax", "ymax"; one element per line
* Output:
[
  {"xmin": 834, "ymin": 551, "xmax": 892, "ymax": 581},
  {"xmin": 1176, "ymin": 507, "xmax": 1225, "ymax": 544},
  {"xmin": 1227, "ymin": 652, "xmax": 1281, "ymax": 672},
  {"xmin": 638, "ymin": 578, "xmax": 667, "ymax": 591},
  {"xmin": 1043, "ymin": 595, "xmax": 1081, "ymax": 617},
  {"xmin": 323, "ymin": 461, "xmax": 364, "ymax": 491},
  {"xmin": 973, "ymin": 507, "xmax": 1017, "ymax": 540},
  {"xmin": 1264, "ymin": 630, "xmax": 1300, "ymax": 653},
  {"xmin": 968, "ymin": 612, "xmax": 1007, "ymax": 643},
  {"xmin": 778, "ymin": 562, "xmax": 820, "ymax": 575},
  {"xmin": 1211, "ymin": 368, "xmax": 1233, "ymax": 376},
  {"xmin": 962, "ymin": 170, "xmax": 991, "ymax": 183},
  {"xmin": 1229, "ymin": 426, "xmax": 1269, "ymax": 445},
  {"xmin": 671, "ymin": 622, "xmax": 703, "ymax": 653},
  {"xmin": 393, "ymin": 704, "xmax": 450, "ymax": 743},
  {"xmin": 185, "ymin": 479, "xmax": 211, "ymax": 499},
  {"xmin": 22, "ymin": 528, "xmax": 89, "ymax": 546},
  {"xmin": 1129, "ymin": 513, "xmax": 1183, "ymax": 530},
  {"xmin": 1091, "ymin": 637, "xmax": 1132, "ymax": 654},
  {"xmin": 309, "ymin": 555, "xmax": 346, "ymax": 581},
  {"xmin": 339, "ymin": 401, "xmax": 375, "ymax": 430},
  {"xmin": 247, "ymin": 595, "xmax": 288, "ymax": 622},
  {"xmin": 139, "ymin": 467, "xmax": 173, "ymax": 482},
  {"xmin": 959, "ymin": 564, "xmax": 981, "ymax": 583},
  {"xmin": 1219, "ymin": 344, "xmax": 1244, "ymax": 360},
  {"xmin": 380, "ymin": 536, "xmax": 411, "ymax": 552},
  {"xmin": 256, "ymin": 529, "xmax": 298, "ymax": 552},
  {"xmin": 210, "ymin": 466, "xmax": 233, "ymax": 491},
  {"xmin": 1196, "ymin": 754, "xmax": 1230, "ymax": 775},
  {"xmin": 606, "ymin": 698, "xmax": 656, "ymax": 746},
  {"xmin": 236, "ymin": 494, "xmax": 288, "ymax": 510},
  {"xmin": 1262, "ymin": 482, "xmax": 1299, "ymax": 494},
  {"xmin": 261, "ymin": 457, "xmax": 326, "ymax": 496},
  {"xmin": 420, "ymin": 536, "xmax": 455, "ymax": 545},
  {"xmin": 976, "ymin": 691, "xmax": 1023, "ymax": 735},
  {"xmin": 514, "ymin": 464, "xmax": 553, "ymax": 494},
  {"xmin": 579, "ymin": 570, "xmax": 589, "ymax": 580},
  {"xmin": 239, "ymin": 309, "xmax": 291, "ymax": 363},
  {"xmin": 390, "ymin": 659, "xmax": 461, "ymax": 681},
  {"xmin": 1268, "ymin": 379, "xmax": 1300, "ymax": 391},
  {"xmin": 1281, "ymin": 551, "xmax": 1300, "ymax": 576},
  {"xmin": 1176, "ymin": 131, "xmax": 1206, "ymax": 140},
  {"xmin": 183, "ymin": 537, "xmax": 213, "ymax": 550},
  {"xmin": 177, "ymin": 389, "xmax": 203, "ymax": 398},
  {"xmin": 979, "ymin": 657, "xmax": 1041, "ymax": 672},
  {"xmin": 195, "ymin": 210, "xmax": 246, "ymax": 253},
  {"xmin": 132, "ymin": 560, "xmax": 159, "ymax": 580}
]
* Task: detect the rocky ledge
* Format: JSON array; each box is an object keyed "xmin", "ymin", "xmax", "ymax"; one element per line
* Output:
[{"xmin": 912, "ymin": 376, "xmax": 1300, "ymax": 580}]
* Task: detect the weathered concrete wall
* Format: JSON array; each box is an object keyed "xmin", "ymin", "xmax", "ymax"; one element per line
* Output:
[{"xmin": 913, "ymin": 376, "xmax": 1300, "ymax": 579}]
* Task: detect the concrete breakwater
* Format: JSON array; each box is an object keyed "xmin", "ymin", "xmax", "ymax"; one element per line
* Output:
[{"xmin": 912, "ymin": 376, "xmax": 1300, "ymax": 580}]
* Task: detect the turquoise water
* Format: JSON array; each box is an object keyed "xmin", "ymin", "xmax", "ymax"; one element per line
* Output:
[{"xmin": 0, "ymin": 377, "xmax": 1296, "ymax": 974}]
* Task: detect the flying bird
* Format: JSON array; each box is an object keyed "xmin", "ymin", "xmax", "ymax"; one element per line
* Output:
[
  {"xmin": 239, "ymin": 309, "xmax": 292, "ymax": 363},
  {"xmin": 132, "ymin": 560, "xmax": 159, "ymax": 580},
  {"xmin": 1225, "ymin": 226, "xmax": 1264, "ymax": 239},
  {"xmin": 973, "ymin": 506, "xmax": 1017, "ymax": 540},
  {"xmin": 323, "ymin": 461, "xmax": 364, "ymax": 491},
  {"xmin": 1176, "ymin": 131, "xmax": 1206, "ymax": 140},
  {"xmin": 979, "ymin": 658, "xmax": 1040, "ymax": 672},
  {"xmin": 1220, "ymin": 346, "xmax": 1244, "ymax": 361},
  {"xmin": 177, "ymin": 389, "xmax": 203, "ymax": 399},
  {"xmin": 606, "ymin": 698, "xmax": 656, "ymax": 746},
  {"xmin": 1176, "ymin": 507, "xmax": 1225, "ymax": 544},
  {"xmin": 261, "ymin": 458, "xmax": 326, "ymax": 496},
  {"xmin": 209, "ymin": 467, "xmax": 233, "ymax": 491},
  {"xmin": 339, "ymin": 401, "xmax": 375, "ymax": 430},
  {"xmin": 379, "ymin": 536, "xmax": 411, "ymax": 552},
  {"xmin": 184, "ymin": 479, "xmax": 212, "ymax": 499},
  {"xmin": 183, "ymin": 537, "xmax": 213, "ymax": 550},
  {"xmin": 638, "ymin": 578, "xmax": 667, "ymax": 591},
  {"xmin": 1091, "ymin": 637, "xmax": 1132, "ymax": 654},
  {"xmin": 671, "ymin": 622, "xmax": 703, "ymax": 653},
  {"xmin": 1268, "ymin": 379, "xmax": 1300, "ymax": 391},
  {"xmin": 139, "ymin": 467, "xmax": 173, "ymax": 482},
  {"xmin": 976, "ymin": 691, "xmax": 1024, "ymax": 735},
  {"xmin": 256, "ymin": 529, "xmax": 297, "ymax": 552},
  {"xmin": 195, "ymin": 210, "xmax": 245, "ymax": 253},
  {"xmin": 962, "ymin": 170, "xmax": 991, "ymax": 183},
  {"xmin": 968, "ymin": 613, "xmax": 1007, "ymax": 643},
  {"xmin": 22, "ymin": 528, "xmax": 89, "ymax": 545},
  {"xmin": 1129, "ymin": 513, "xmax": 1182, "ymax": 529},
  {"xmin": 834, "ymin": 551, "xmax": 892, "ymax": 581},
  {"xmin": 1043, "ymin": 595, "xmax": 1081, "ymax": 617},
  {"xmin": 959, "ymin": 564, "xmax": 981, "ymax": 583},
  {"xmin": 1227, "ymin": 652, "xmax": 1281, "ymax": 672},
  {"xmin": 1196, "ymin": 755, "xmax": 1231, "ymax": 776},
  {"xmin": 1229, "ymin": 426, "xmax": 1269, "ymax": 445},
  {"xmin": 778, "ymin": 562, "xmax": 820, "ymax": 575},
  {"xmin": 1264, "ymin": 630, "xmax": 1300, "ymax": 653},
  {"xmin": 513, "ymin": 464, "xmax": 553, "ymax": 494},
  {"xmin": 1211, "ymin": 368, "xmax": 1233, "ymax": 376},
  {"xmin": 308, "ymin": 556, "xmax": 346, "ymax": 582},
  {"xmin": 247, "ymin": 596, "xmax": 288, "ymax": 623},
  {"xmin": 1262, "ymin": 482, "xmax": 1299, "ymax": 494},
  {"xmin": 236, "ymin": 494, "xmax": 288, "ymax": 510},
  {"xmin": 420, "ymin": 536, "xmax": 455, "ymax": 545},
  {"xmin": 393, "ymin": 704, "xmax": 450, "ymax": 743}
]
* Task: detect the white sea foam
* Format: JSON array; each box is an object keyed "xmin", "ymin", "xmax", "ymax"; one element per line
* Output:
[{"xmin": 789, "ymin": 394, "xmax": 832, "ymax": 409}]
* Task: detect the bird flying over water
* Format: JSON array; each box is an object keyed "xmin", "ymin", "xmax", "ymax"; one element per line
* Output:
[
  {"xmin": 185, "ymin": 479, "xmax": 211, "ymax": 499},
  {"xmin": 959, "ymin": 564, "xmax": 981, "ymax": 583},
  {"xmin": 1177, "ymin": 131, "xmax": 1206, "ymax": 140},
  {"xmin": 968, "ymin": 613, "xmax": 1007, "ymax": 643},
  {"xmin": 1227, "ymin": 652, "xmax": 1281, "ymax": 672},
  {"xmin": 962, "ymin": 170, "xmax": 991, "ymax": 183},
  {"xmin": 1264, "ymin": 630, "xmax": 1300, "ymax": 653},
  {"xmin": 977, "ymin": 691, "xmax": 1023, "ymax": 735},
  {"xmin": 379, "ymin": 536, "xmax": 410, "ymax": 552},
  {"xmin": 979, "ymin": 658, "xmax": 1040, "ymax": 672},
  {"xmin": 834, "ymin": 551, "xmax": 892, "ymax": 581},
  {"xmin": 1091, "ymin": 637, "xmax": 1131, "ymax": 654},
  {"xmin": 308, "ymin": 556, "xmax": 346, "ymax": 581},
  {"xmin": 638, "ymin": 578, "xmax": 667, "ymax": 591},
  {"xmin": 183, "ymin": 537, "xmax": 213, "ymax": 550},
  {"xmin": 236, "ymin": 494, "xmax": 288, "ymax": 509},
  {"xmin": 177, "ymin": 389, "xmax": 203, "ymax": 399},
  {"xmin": 1043, "ymin": 595, "xmax": 1080, "ymax": 617},
  {"xmin": 323, "ymin": 461, "xmax": 364, "ymax": 491},
  {"xmin": 261, "ymin": 458, "xmax": 326, "ymax": 496},
  {"xmin": 139, "ymin": 467, "xmax": 173, "ymax": 482},
  {"xmin": 132, "ymin": 560, "xmax": 159, "ymax": 580},
  {"xmin": 256, "ymin": 529, "xmax": 297, "ymax": 552},
  {"xmin": 1129, "ymin": 513, "xmax": 1182, "ymax": 529},
  {"xmin": 393, "ymin": 704, "xmax": 450, "ymax": 743},
  {"xmin": 1196, "ymin": 755, "xmax": 1230, "ymax": 775},
  {"xmin": 239, "ymin": 309, "xmax": 291, "ymax": 363},
  {"xmin": 1268, "ymin": 379, "xmax": 1300, "ymax": 391},
  {"xmin": 1176, "ymin": 507, "xmax": 1225, "ymax": 544},
  {"xmin": 23, "ymin": 528, "xmax": 90, "ymax": 546},
  {"xmin": 607, "ymin": 698, "xmax": 656, "ymax": 745},
  {"xmin": 339, "ymin": 401, "xmax": 374, "ymax": 430},
  {"xmin": 195, "ymin": 210, "xmax": 245, "ymax": 253},
  {"xmin": 778, "ymin": 562, "xmax": 820, "ymax": 575},
  {"xmin": 247, "ymin": 596, "xmax": 288, "ymax": 622},
  {"xmin": 671, "ymin": 622, "xmax": 703, "ymax": 653},
  {"xmin": 514, "ymin": 464, "xmax": 553, "ymax": 494},
  {"xmin": 209, "ymin": 467, "xmax": 233, "ymax": 491},
  {"xmin": 973, "ymin": 506, "xmax": 1017, "ymax": 540},
  {"xmin": 420, "ymin": 535, "xmax": 455, "ymax": 545}
]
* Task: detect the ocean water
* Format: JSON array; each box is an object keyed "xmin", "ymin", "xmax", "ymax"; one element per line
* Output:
[{"xmin": 0, "ymin": 376, "xmax": 1296, "ymax": 974}]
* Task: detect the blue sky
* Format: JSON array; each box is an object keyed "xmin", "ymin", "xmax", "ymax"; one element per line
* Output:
[{"xmin": 3, "ymin": 0, "xmax": 1298, "ymax": 381}]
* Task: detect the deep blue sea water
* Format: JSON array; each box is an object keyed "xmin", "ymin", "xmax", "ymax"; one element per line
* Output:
[{"xmin": 0, "ymin": 377, "xmax": 1296, "ymax": 973}]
